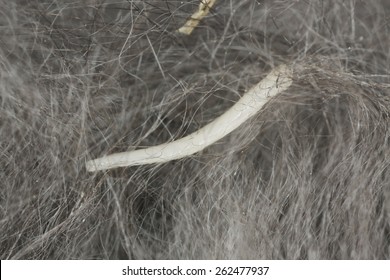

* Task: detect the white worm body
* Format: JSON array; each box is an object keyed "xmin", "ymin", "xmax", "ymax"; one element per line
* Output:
[
  {"xmin": 177, "ymin": 0, "xmax": 218, "ymax": 35},
  {"xmin": 86, "ymin": 64, "xmax": 293, "ymax": 172}
]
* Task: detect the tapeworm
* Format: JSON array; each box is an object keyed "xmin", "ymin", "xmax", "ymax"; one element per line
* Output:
[{"xmin": 86, "ymin": 64, "xmax": 293, "ymax": 172}]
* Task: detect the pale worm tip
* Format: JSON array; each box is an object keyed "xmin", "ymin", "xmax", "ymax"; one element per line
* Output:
[
  {"xmin": 176, "ymin": 0, "xmax": 217, "ymax": 35},
  {"xmin": 85, "ymin": 161, "xmax": 96, "ymax": 172},
  {"xmin": 86, "ymin": 64, "xmax": 293, "ymax": 172}
]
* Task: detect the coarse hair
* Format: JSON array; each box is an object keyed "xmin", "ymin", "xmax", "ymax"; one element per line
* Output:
[{"xmin": 1, "ymin": 0, "xmax": 389, "ymax": 259}]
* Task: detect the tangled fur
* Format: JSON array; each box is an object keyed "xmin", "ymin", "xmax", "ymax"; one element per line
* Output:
[{"xmin": 0, "ymin": 0, "xmax": 389, "ymax": 259}]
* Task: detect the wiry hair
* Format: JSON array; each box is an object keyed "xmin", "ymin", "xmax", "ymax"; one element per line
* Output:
[{"xmin": 1, "ymin": 0, "xmax": 389, "ymax": 259}]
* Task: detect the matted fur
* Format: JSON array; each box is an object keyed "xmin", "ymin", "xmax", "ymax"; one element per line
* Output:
[{"xmin": 0, "ymin": 0, "xmax": 389, "ymax": 259}]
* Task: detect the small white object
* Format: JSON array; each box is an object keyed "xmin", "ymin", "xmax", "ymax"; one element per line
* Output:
[
  {"xmin": 177, "ymin": 0, "xmax": 218, "ymax": 35},
  {"xmin": 86, "ymin": 64, "xmax": 293, "ymax": 172}
]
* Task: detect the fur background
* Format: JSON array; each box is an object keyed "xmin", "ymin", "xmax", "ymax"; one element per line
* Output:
[{"xmin": 1, "ymin": 0, "xmax": 389, "ymax": 259}]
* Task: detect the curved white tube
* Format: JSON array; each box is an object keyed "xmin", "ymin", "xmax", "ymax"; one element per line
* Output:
[{"xmin": 86, "ymin": 64, "xmax": 293, "ymax": 172}]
